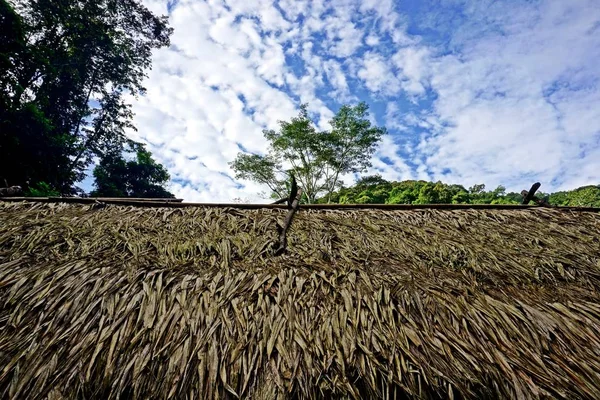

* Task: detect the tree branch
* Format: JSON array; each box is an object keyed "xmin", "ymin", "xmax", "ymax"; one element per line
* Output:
[{"xmin": 71, "ymin": 67, "xmax": 99, "ymax": 144}]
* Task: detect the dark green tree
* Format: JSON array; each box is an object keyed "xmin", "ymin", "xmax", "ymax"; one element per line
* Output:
[
  {"xmin": 0, "ymin": 0, "xmax": 172, "ymax": 193},
  {"xmin": 1, "ymin": 0, "xmax": 56, "ymax": 190},
  {"xmin": 91, "ymin": 145, "xmax": 174, "ymax": 198}
]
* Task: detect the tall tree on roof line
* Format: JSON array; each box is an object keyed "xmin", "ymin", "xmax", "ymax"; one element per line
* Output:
[
  {"xmin": 230, "ymin": 103, "xmax": 386, "ymax": 203},
  {"xmin": 91, "ymin": 144, "xmax": 174, "ymax": 198},
  {"xmin": 0, "ymin": 0, "xmax": 172, "ymax": 194}
]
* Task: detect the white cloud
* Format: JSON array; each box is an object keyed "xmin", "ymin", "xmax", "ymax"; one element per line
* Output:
[
  {"xmin": 370, "ymin": 135, "xmax": 417, "ymax": 182},
  {"xmin": 357, "ymin": 52, "xmax": 401, "ymax": 95},
  {"xmin": 125, "ymin": 0, "xmax": 600, "ymax": 202},
  {"xmin": 392, "ymin": 47, "xmax": 431, "ymax": 95},
  {"xmin": 359, "ymin": 0, "xmax": 409, "ymax": 42},
  {"xmin": 416, "ymin": 0, "xmax": 600, "ymax": 191},
  {"xmin": 384, "ymin": 103, "xmax": 408, "ymax": 131},
  {"xmin": 323, "ymin": 59, "xmax": 351, "ymax": 100},
  {"xmin": 365, "ymin": 35, "xmax": 380, "ymax": 47},
  {"xmin": 323, "ymin": 18, "xmax": 363, "ymax": 58}
]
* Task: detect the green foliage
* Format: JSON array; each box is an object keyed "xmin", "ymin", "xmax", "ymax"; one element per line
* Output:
[
  {"xmin": 229, "ymin": 154, "xmax": 287, "ymax": 200},
  {"xmin": 24, "ymin": 182, "xmax": 61, "ymax": 197},
  {"xmin": 91, "ymin": 145, "xmax": 174, "ymax": 198},
  {"xmin": 0, "ymin": 0, "xmax": 173, "ymax": 194},
  {"xmin": 0, "ymin": 0, "xmax": 26, "ymax": 82},
  {"xmin": 548, "ymin": 186, "xmax": 600, "ymax": 207},
  {"xmin": 324, "ymin": 103, "xmax": 387, "ymax": 202},
  {"xmin": 326, "ymin": 177, "xmax": 600, "ymax": 207},
  {"xmin": 230, "ymin": 103, "xmax": 386, "ymax": 203}
]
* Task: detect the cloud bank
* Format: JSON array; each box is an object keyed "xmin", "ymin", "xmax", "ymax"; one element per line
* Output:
[{"xmin": 128, "ymin": 0, "xmax": 600, "ymax": 201}]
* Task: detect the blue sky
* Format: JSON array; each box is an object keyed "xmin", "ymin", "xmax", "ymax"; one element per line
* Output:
[{"xmin": 122, "ymin": 0, "xmax": 600, "ymax": 202}]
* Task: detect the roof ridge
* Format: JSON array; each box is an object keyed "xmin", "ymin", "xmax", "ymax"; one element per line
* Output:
[{"xmin": 2, "ymin": 197, "xmax": 599, "ymax": 211}]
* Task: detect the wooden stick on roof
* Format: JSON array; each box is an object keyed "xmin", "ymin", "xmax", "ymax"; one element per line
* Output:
[
  {"xmin": 522, "ymin": 182, "xmax": 541, "ymax": 204},
  {"xmin": 274, "ymin": 181, "xmax": 302, "ymax": 256},
  {"xmin": 271, "ymin": 197, "xmax": 289, "ymax": 205},
  {"xmin": 521, "ymin": 182, "xmax": 550, "ymax": 206}
]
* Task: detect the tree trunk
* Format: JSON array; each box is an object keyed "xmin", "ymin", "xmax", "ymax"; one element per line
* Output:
[{"xmin": 327, "ymin": 170, "xmax": 341, "ymax": 204}]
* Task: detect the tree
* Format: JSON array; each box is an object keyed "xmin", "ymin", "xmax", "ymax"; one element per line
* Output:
[
  {"xmin": 0, "ymin": 0, "xmax": 56, "ymax": 191},
  {"xmin": 0, "ymin": 0, "xmax": 27, "ymax": 92},
  {"xmin": 355, "ymin": 175, "xmax": 390, "ymax": 188},
  {"xmin": 335, "ymin": 174, "xmax": 392, "ymax": 204},
  {"xmin": 548, "ymin": 185, "xmax": 600, "ymax": 207},
  {"xmin": 0, "ymin": 0, "xmax": 173, "ymax": 193},
  {"xmin": 386, "ymin": 181, "xmax": 427, "ymax": 204},
  {"xmin": 91, "ymin": 145, "xmax": 174, "ymax": 198},
  {"xmin": 324, "ymin": 103, "xmax": 387, "ymax": 202},
  {"xmin": 230, "ymin": 103, "xmax": 386, "ymax": 203},
  {"xmin": 469, "ymin": 184, "xmax": 486, "ymax": 195}
]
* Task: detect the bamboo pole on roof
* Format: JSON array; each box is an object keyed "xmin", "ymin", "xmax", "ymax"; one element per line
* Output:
[{"xmin": 2, "ymin": 196, "xmax": 600, "ymax": 211}]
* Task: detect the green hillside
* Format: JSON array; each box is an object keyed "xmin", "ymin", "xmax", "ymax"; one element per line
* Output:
[{"xmin": 320, "ymin": 177, "xmax": 600, "ymax": 207}]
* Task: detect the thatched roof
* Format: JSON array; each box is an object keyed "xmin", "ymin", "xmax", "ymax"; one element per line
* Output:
[{"xmin": 1, "ymin": 200, "xmax": 600, "ymax": 399}]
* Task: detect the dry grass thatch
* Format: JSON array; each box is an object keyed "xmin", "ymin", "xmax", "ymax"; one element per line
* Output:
[{"xmin": 1, "ymin": 201, "xmax": 600, "ymax": 399}]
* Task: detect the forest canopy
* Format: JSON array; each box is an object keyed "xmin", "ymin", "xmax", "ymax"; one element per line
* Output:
[{"xmin": 318, "ymin": 177, "xmax": 600, "ymax": 207}]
